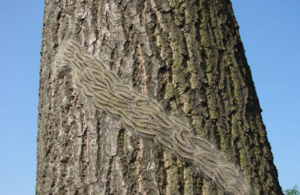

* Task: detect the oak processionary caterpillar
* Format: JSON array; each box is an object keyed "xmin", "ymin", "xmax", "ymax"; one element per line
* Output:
[{"xmin": 53, "ymin": 41, "xmax": 252, "ymax": 195}]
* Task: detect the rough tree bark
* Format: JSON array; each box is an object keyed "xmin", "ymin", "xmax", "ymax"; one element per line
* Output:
[{"xmin": 36, "ymin": 0, "xmax": 283, "ymax": 194}]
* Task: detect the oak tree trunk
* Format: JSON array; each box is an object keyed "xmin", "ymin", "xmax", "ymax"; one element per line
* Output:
[{"xmin": 36, "ymin": 0, "xmax": 283, "ymax": 194}]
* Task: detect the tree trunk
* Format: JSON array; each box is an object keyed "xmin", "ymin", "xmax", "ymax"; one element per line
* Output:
[{"xmin": 36, "ymin": 0, "xmax": 283, "ymax": 194}]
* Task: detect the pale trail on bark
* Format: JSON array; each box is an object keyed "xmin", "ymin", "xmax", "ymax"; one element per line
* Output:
[{"xmin": 53, "ymin": 41, "xmax": 252, "ymax": 195}]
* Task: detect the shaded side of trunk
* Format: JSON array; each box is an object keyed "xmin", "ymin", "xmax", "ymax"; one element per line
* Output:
[{"xmin": 36, "ymin": 0, "xmax": 282, "ymax": 194}]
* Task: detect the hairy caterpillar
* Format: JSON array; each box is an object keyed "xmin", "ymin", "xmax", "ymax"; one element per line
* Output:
[{"xmin": 53, "ymin": 41, "xmax": 252, "ymax": 195}]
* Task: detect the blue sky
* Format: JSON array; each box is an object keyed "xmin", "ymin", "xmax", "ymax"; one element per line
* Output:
[
  {"xmin": 231, "ymin": 0, "xmax": 300, "ymax": 191},
  {"xmin": 0, "ymin": 1, "xmax": 299, "ymax": 194}
]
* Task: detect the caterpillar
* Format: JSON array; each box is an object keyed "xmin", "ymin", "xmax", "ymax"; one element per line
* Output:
[{"xmin": 53, "ymin": 41, "xmax": 252, "ymax": 195}]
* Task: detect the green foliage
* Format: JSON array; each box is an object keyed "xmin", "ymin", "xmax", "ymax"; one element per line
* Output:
[{"xmin": 284, "ymin": 185, "xmax": 300, "ymax": 195}]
